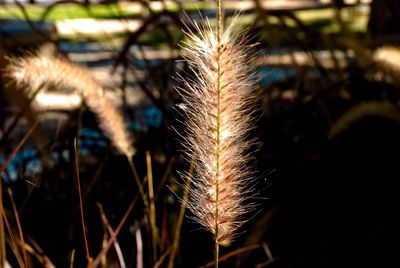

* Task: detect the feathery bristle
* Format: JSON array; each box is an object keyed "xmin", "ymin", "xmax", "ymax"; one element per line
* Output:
[
  {"xmin": 6, "ymin": 54, "xmax": 135, "ymax": 156},
  {"xmin": 179, "ymin": 19, "xmax": 258, "ymax": 246}
]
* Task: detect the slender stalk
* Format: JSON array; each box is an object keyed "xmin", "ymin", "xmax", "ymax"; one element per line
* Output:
[
  {"xmin": 154, "ymin": 247, "xmax": 171, "ymax": 268},
  {"xmin": 200, "ymin": 244, "xmax": 261, "ymax": 268},
  {"xmin": 27, "ymin": 237, "xmax": 56, "ymax": 268},
  {"xmin": 135, "ymin": 227, "xmax": 143, "ymax": 268},
  {"xmin": 215, "ymin": 0, "xmax": 223, "ymax": 267},
  {"xmin": 1, "ymin": 204, "xmax": 25, "ymax": 268},
  {"xmin": 8, "ymin": 189, "xmax": 29, "ymax": 268},
  {"xmin": 97, "ymin": 203, "xmax": 126, "ymax": 268},
  {"xmin": 214, "ymin": 239, "xmax": 219, "ymax": 268},
  {"xmin": 0, "ymin": 121, "xmax": 39, "ymax": 175},
  {"xmin": 69, "ymin": 249, "xmax": 75, "ymax": 268},
  {"xmin": 74, "ymin": 139, "xmax": 92, "ymax": 266},
  {"xmin": 127, "ymin": 156, "xmax": 150, "ymax": 214},
  {"xmin": 0, "ymin": 121, "xmax": 38, "ymax": 268},
  {"xmin": 0, "ymin": 177, "xmax": 5, "ymax": 268},
  {"xmin": 167, "ymin": 158, "xmax": 194, "ymax": 268},
  {"xmin": 146, "ymin": 151, "xmax": 158, "ymax": 262},
  {"xmin": 91, "ymin": 196, "xmax": 138, "ymax": 268}
]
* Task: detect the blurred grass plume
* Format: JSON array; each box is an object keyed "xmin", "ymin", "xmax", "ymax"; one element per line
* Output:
[{"xmin": 5, "ymin": 53, "xmax": 135, "ymax": 156}]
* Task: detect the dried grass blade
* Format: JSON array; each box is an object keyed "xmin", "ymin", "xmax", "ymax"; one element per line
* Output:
[
  {"xmin": 155, "ymin": 157, "xmax": 175, "ymax": 201},
  {"xmin": 97, "ymin": 203, "xmax": 126, "ymax": 268},
  {"xmin": 0, "ymin": 120, "xmax": 39, "ymax": 267},
  {"xmin": 21, "ymin": 243, "xmax": 45, "ymax": 267},
  {"xmin": 92, "ymin": 196, "xmax": 138, "ymax": 268},
  {"xmin": 83, "ymin": 155, "xmax": 109, "ymax": 203},
  {"xmin": 146, "ymin": 151, "xmax": 158, "ymax": 262},
  {"xmin": 8, "ymin": 188, "xmax": 29, "ymax": 268},
  {"xmin": 1, "ymin": 204, "xmax": 25, "ymax": 268},
  {"xmin": 135, "ymin": 226, "xmax": 143, "ymax": 268},
  {"xmin": 167, "ymin": 158, "xmax": 194, "ymax": 268},
  {"xmin": 127, "ymin": 156, "xmax": 150, "ymax": 213},
  {"xmin": 11, "ymin": 238, "xmax": 56, "ymax": 268},
  {"xmin": 27, "ymin": 236, "xmax": 56, "ymax": 268},
  {"xmin": 69, "ymin": 249, "xmax": 75, "ymax": 268},
  {"xmin": 73, "ymin": 139, "xmax": 92, "ymax": 266},
  {"xmin": 153, "ymin": 247, "xmax": 171, "ymax": 268},
  {"xmin": 0, "ymin": 121, "xmax": 39, "ymax": 175}
]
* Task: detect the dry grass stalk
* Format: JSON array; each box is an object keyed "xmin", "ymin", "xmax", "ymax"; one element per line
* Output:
[
  {"xmin": 0, "ymin": 172, "xmax": 5, "ymax": 268},
  {"xmin": 146, "ymin": 151, "xmax": 158, "ymax": 262},
  {"xmin": 74, "ymin": 139, "xmax": 92, "ymax": 265},
  {"xmin": 178, "ymin": 15, "xmax": 259, "ymax": 248},
  {"xmin": 167, "ymin": 158, "xmax": 194, "ymax": 268},
  {"xmin": 1, "ymin": 203, "xmax": 25, "ymax": 268},
  {"xmin": 97, "ymin": 203, "xmax": 127, "ymax": 268},
  {"xmin": 8, "ymin": 188, "xmax": 29, "ymax": 268},
  {"xmin": 6, "ymin": 54, "xmax": 134, "ymax": 156},
  {"xmin": 0, "ymin": 121, "xmax": 39, "ymax": 268}
]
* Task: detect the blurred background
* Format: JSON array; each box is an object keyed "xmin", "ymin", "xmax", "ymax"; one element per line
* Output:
[{"xmin": 1, "ymin": 0, "xmax": 400, "ymax": 267}]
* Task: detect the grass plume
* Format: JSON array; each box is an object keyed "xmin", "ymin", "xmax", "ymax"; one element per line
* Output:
[
  {"xmin": 5, "ymin": 53, "xmax": 135, "ymax": 156},
  {"xmin": 178, "ymin": 15, "xmax": 259, "ymax": 249}
]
